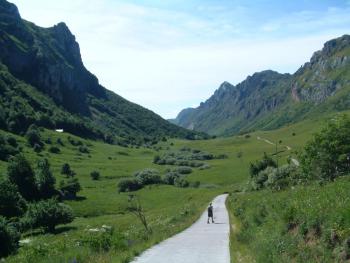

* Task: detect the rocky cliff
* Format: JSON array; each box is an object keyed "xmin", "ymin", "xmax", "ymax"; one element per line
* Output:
[
  {"xmin": 174, "ymin": 35, "xmax": 350, "ymax": 135},
  {"xmin": 0, "ymin": 0, "xmax": 200, "ymax": 143}
]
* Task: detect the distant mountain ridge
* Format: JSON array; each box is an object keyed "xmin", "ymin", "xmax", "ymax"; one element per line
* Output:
[
  {"xmin": 0, "ymin": 0, "xmax": 201, "ymax": 144},
  {"xmin": 173, "ymin": 35, "xmax": 350, "ymax": 136}
]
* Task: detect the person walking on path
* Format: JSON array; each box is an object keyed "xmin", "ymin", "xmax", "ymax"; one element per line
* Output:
[{"xmin": 207, "ymin": 203, "xmax": 214, "ymax": 224}]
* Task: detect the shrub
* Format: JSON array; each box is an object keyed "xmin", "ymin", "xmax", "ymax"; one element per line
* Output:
[
  {"xmin": 59, "ymin": 178, "xmax": 81, "ymax": 199},
  {"xmin": 164, "ymin": 172, "xmax": 180, "ymax": 185},
  {"xmin": 0, "ymin": 216, "xmax": 20, "ymax": 257},
  {"xmin": 174, "ymin": 166, "xmax": 192, "ymax": 174},
  {"xmin": 174, "ymin": 177, "xmax": 189, "ymax": 188},
  {"xmin": 26, "ymin": 126, "xmax": 42, "ymax": 148},
  {"xmin": 6, "ymin": 136, "xmax": 17, "ymax": 147},
  {"xmin": 80, "ymin": 226, "xmax": 127, "ymax": 252},
  {"xmin": 0, "ymin": 178, "xmax": 26, "ymax": 218},
  {"xmin": 199, "ymin": 164, "xmax": 211, "ymax": 170},
  {"xmin": 0, "ymin": 136, "xmax": 19, "ymax": 161},
  {"xmin": 215, "ymin": 154, "xmax": 228, "ymax": 159},
  {"xmin": 35, "ymin": 159, "xmax": 56, "ymax": 199},
  {"xmin": 61, "ymin": 163, "xmax": 75, "ymax": 177},
  {"xmin": 23, "ymin": 199, "xmax": 74, "ymax": 233},
  {"xmin": 300, "ymin": 115, "xmax": 350, "ymax": 181},
  {"xmin": 134, "ymin": 169, "xmax": 162, "ymax": 185},
  {"xmin": 117, "ymin": 178, "xmax": 142, "ymax": 192},
  {"xmin": 78, "ymin": 145, "xmax": 89, "ymax": 154},
  {"xmin": 7, "ymin": 155, "xmax": 37, "ymax": 200},
  {"xmin": 191, "ymin": 181, "xmax": 201, "ymax": 188},
  {"xmin": 250, "ymin": 165, "xmax": 299, "ymax": 191},
  {"xmin": 56, "ymin": 138, "xmax": 64, "ymax": 146},
  {"xmin": 249, "ymin": 153, "xmax": 277, "ymax": 178},
  {"xmin": 153, "ymin": 155, "xmax": 160, "ymax": 164},
  {"xmin": 33, "ymin": 143, "xmax": 43, "ymax": 153},
  {"xmin": 49, "ymin": 146, "xmax": 60, "ymax": 154},
  {"xmin": 90, "ymin": 171, "xmax": 100, "ymax": 180}
]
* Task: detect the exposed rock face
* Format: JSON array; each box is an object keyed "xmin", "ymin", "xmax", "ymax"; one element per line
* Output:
[
  {"xmin": 0, "ymin": 5, "xmax": 105, "ymax": 115},
  {"xmin": 174, "ymin": 35, "xmax": 350, "ymax": 136},
  {"xmin": 0, "ymin": 0, "xmax": 199, "ymax": 140},
  {"xmin": 174, "ymin": 70, "xmax": 292, "ymax": 135},
  {"xmin": 293, "ymin": 36, "xmax": 350, "ymax": 104}
]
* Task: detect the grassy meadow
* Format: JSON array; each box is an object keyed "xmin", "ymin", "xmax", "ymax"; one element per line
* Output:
[{"xmin": 1, "ymin": 111, "xmax": 347, "ymax": 262}]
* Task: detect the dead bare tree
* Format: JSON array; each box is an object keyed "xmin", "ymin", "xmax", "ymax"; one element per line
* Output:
[{"xmin": 127, "ymin": 194, "xmax": 152, "ymax": 234}]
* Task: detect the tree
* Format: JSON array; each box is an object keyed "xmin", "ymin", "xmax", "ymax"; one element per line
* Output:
[
  {"xmin": 134, "ymin": 169, "xmax": 161, "ymax": 185},
  {"xmin": 59, "ymin": 178, "xmax": 81, "ymax": 199},
  {"xmin": 24, "ymin": 199, "xmax": 74, "ymax": 233},
  {"xmin": 118, "ymin": 178, "xmax": 142, "ymax": 193},
  {"xmin": 0, "ymin": 216, "xmax": 20, "ymax": 257},
  {"xmin": 35, "ymin": 159, "xmax": 56, "ymax": 199},
  {"xmin": 61, "ymin": 163, "xmax": 75, "ymax": 177},
  {"xmin": 300, "ymin": 115, "xmax": 350, "ymax": 181},
  {"xmin": 90, "ymin": 171, "xmax": 100, "ymax": 180},
  {"xmin": 26, "ymin": 127, "xmax": 42, "ymax": 148},
  {"xmin": 249, "ymin": 152, "xmax": 277, "ymax": 178},
  {"xmin": 0, "ymin": 178, "xmax": 27, "ymax": 218},
  {"xmin": 7, "ymin": 155, "xmax": 37, "ymax": 200},
  {"xmin": 127, "ymin": 195, "xmax": 151, "ymax": 234}
]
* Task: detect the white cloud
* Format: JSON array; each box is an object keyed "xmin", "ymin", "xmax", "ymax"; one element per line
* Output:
[{"xmin": 10, "ymin": 0, "xmax": 350, "ymax": 119}]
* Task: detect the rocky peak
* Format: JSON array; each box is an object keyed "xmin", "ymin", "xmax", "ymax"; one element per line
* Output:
[
  {"xmin": 0, "ymin": 0, "xmax": 21, "ymax": 21},
  {"xmin": 51, "ymin": 22, "xmax": 83, "ymax": 67}
]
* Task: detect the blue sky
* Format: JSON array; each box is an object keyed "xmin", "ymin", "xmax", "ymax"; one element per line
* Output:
[{"xmin": 10, "ymin": 0, "xmax": 350, "ymax": 118}]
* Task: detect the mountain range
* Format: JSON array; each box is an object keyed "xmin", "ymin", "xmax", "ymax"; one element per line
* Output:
[
  {"xmin": 172, "ymin": 35, "xmax": 350, "ymax": 136},
  {"xmin": 0, "ymin": 0, "xmax": 202, "ymax": 145}
]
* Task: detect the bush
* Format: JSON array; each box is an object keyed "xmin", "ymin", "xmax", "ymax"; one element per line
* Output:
[
  {"xmin": 80, "ymin": 226, "xmax": 127, "ymax": 252},
  {"xmin": 61, "ymin": 163, "xmax": 75, "ymax": 177},
  {"xmin": 23, "ymin": 199, "xmax": 74, "ymax": 233},
  {"xmin": 78, "ymin": 145, "xmax": 89, "ymax": 154},
  {"xmin": 174, "ymin": 177, "xmax": 189, "ymax": 188},
  {"xmin": 7, "ymin": 155, "xmax": 37, "ymax": 200},
  {"xmin": 6, "ymin": 136, "xmax": 17, "ymax": 148},
  {"xmin": 0, "ymin": 216, "xmax": 20, "ymax": 257},
  {"xmin": 33, "ymin": 143, "xmax": 43, "ymax": 153},
  {"xmin": 300, "ymin": 115, "xmax": 350, "ymax": 181},
  {"xmin": 164, "ymin": 172, "xmax": 180, "ymax": 185},
  {"xmin": 199, "ymin": 164, "xmax": 211, "ymax": 170},
  {"xmin": 90, "ymin": 171, "xmax": 100, "ymax": 180},
  {"xmin": 56, "ymin": 138, "xmax": 64, "ymax": 146},
  {"xmin": 26, "ymin": 126, "xmax": 42, "ymax": 148},
  {"xmin": 153, "ymin": 155, "xmax": 160, "ymax": 164},
  {"xmin": 190, "ymin": 181, "xmax": 201, "ymax": 188},
  {"xmin": 249, "ymin": 153, "xmax": 277, "ymax": 178},
  {"xmin": 134, "ymin": 169, "xmax": 162, "ymax": 185},
  {"xmin": 0, "ymin": 178, "xmax": 26, "ymax": 218},
  {"xmin": 59, "ymin": 178, "xmax": 81, "ymax": 199},
  {"xmin": 250, "ymin": 165, "xmax": 299, "ymax": 191},
  {"xmin": 117, "ymin": 178, "xmax": 142, "ymax": 193},
  {"xmin": 174, "ymin": 166, "xmax": 192, "ymax": 174},
  {"xmin": 48, "ymin": 146, "xmax": 60, "ymax": 154},
  {"xmin": 0, "ymin": 136, "xmax": 19, "ymax": 161},
  {"xmin": 35, "ymin": 159, "xmax": 56, "ymax": 199}
]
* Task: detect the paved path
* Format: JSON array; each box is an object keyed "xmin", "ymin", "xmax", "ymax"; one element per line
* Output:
[{"xmin": 131, "ymin": 194, "xmax": 230, "ymax": 263}]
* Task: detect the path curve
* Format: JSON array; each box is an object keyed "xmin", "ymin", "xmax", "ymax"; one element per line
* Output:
[
  {"xmin": 131, "ymin": 194, "xmax": 230, "ymax": 263},
  {"xmin": 256, "ymin": 136, "xmax": 299, "ymax": 166}
]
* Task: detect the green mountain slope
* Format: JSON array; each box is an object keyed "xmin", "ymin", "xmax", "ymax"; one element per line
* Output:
[
  {"xmin": 173, "ymin": 35, "xmax": 350, "ymax": 136},
  {"xmin": 0, "ymin": 0, "xmax": 200, "ymax": 144}
]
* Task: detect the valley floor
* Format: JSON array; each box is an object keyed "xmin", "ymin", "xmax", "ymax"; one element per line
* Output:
[{"xmin": 2, "ymin": 111, "xmax": 346, "ymax": 263}]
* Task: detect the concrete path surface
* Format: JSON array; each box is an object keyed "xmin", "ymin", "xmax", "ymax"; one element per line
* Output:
[{"xmin": 131, "ymin": 194, "xmax": 230, "ymax": 263}]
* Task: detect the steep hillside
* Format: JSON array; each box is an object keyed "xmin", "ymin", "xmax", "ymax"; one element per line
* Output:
[
  {"xmin": 0, "ymin": 0, "xmax": 200, "ymax": 144},
  {"xmin": 174, "ymin": 35, "xmax": 350, "ymax": 136}
]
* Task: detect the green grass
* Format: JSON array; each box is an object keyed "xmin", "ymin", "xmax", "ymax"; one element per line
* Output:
[
  {"xmin": 2, "ymin": 110, "xmax": 349, "ymax": 262},
  {"xmin": 229, "ymin": 177, "xmax": 350, "ymax": 262}
]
